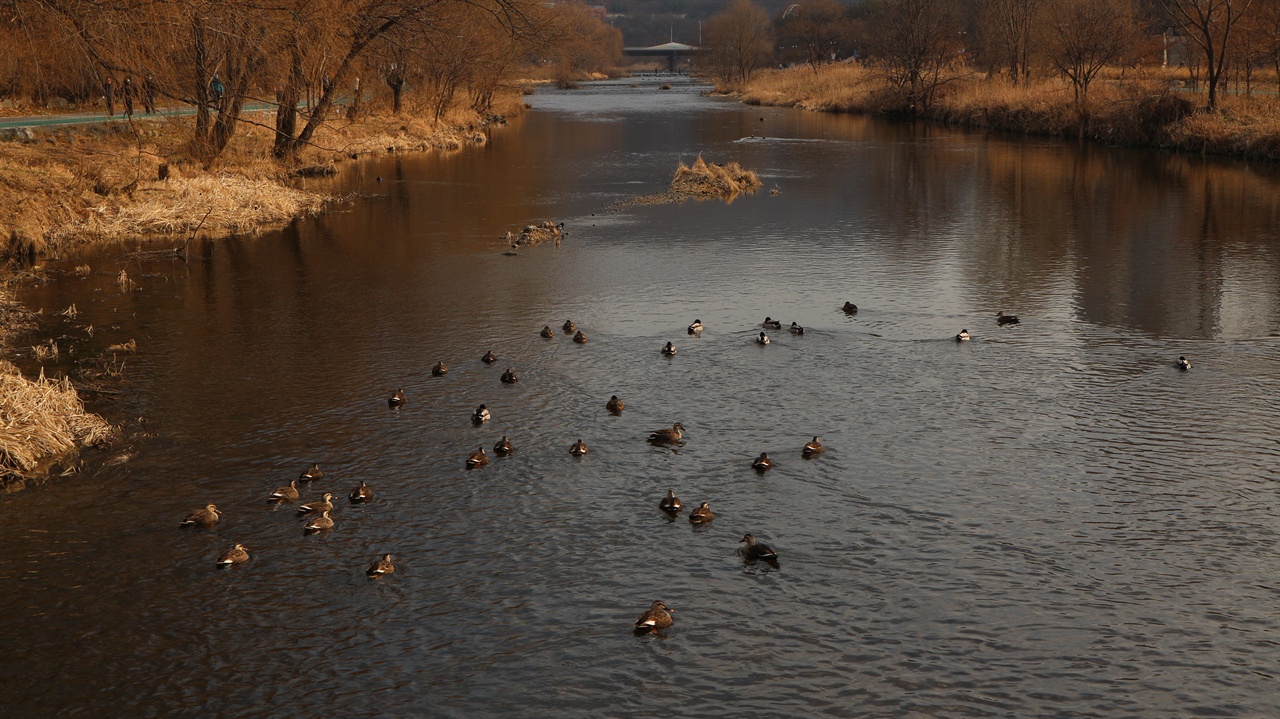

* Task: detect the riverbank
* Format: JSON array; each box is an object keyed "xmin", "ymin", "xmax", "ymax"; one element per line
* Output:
[
  {"xmin": 735, "ymin": 65, "xmax": 1280, "ymax": 162},
  {"xmin": 0, "ymin": 97, "xmax": 525, "ymax": 260}
]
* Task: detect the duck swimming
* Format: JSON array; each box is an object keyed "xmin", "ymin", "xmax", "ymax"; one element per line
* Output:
[
  {"xmin": 633, "ymin": 600, "xmax": 674, "ymax": 634},
  {"xmin": 299, "ymin": 464, "xmax": 324, "ymax": 482},
  {"xmin": 297, "ymin": 492, "xmax": 334, "ymax": 515},
  {"xmin": 366, "ymin": 554, "xmax": 396, "ymax": 578},
  {"xmin": 500, "ymin": 368, "xmax": 519, "ymax": 383},
  {"xmin": 432, "ymin": 361, "xmax": 448, "ymax": 376},
  {"xmin": 540, "ymin": 326, "xmax": 554, "ymax": 338},
  {"xmin": 1176, "ymin": 356, "xmax": 1192, "ymax": 370},
  {"xmin": 494, "ymin": 436, "xmax": 514, "ymax": 454},
  {"xmin": 216, "ymin": 544, "xmax": 249, "ymax": 567},
  {"xmin": 659, "ymin": 489, "xmax": 682, "ymax": 515},
  {"xmin": 180, "ymin": 504, "xmax": 221, "ymax": 527},
  {"xmin": 481, "ymin": 350, "xmax": 498, "ymax": 364},
  {"xmin": 739, "ymin": 533, "xmax": 778, "ymax": 562},
  {"xmin": 687, "ymin": 319, "xmax": 703, "ymax": 334},
  {"xmin": 762, "ymin": 317, "xmax": 782, "ymax": 329},
  {"xmin": 268, "ymin": 479, "xmax": 300, "ymax": 502},
  {"xmin": 388, "ymin": 389, "xmax": 406, "ymax": 407},
  {"xmin": 661, "ymin": 342, "xmax": 677, "ymax": 356},
  {"xmin": 348, "ymin": 481, "xmax": 373, "ymax": 503},
  {"xmin": 570, "ymin": 439, "xmax": 589, "ymax": 456},
  {"xmin": 304, "ymin": 509, "xmax": 334, "ymax": 533},
  {"xmin": 955, "ymin": 329, "xmax": 970, "ymax": 342},
  {"xmin": 802, "ymin": 436, "xmax": 824, "ymax": 457},
  {"xmin": 473, "ymin": 404, "xmax": 491, "ymax": 423},
  {"xmin": 842, "ymin": 302, "xmax": 858, "ymax": 314},
  {"xmin": 689, "ymin": 502, "xmax": 714, "ymax": 524},
  {"xmin": 573, "ymin": 330, "xmax": 588, "ymax": 343},
  {"xmin": 649, "ymin": 423, "xmax": 685, "ymax": 443},
  {"xmin": 996, "ymin": 311, "xmax": 1020, "ymax": 325},
  {"xmin": 756, "ymin": 332, "xmax": 771, "ymax": 345},
  {"xmin": 466, "ymin": 446, "xmax": 489, "ymax": 469},
  {"xmin": 563, "ymin": 320, "xmax": 576, "ymax": 332},
  {"xmin": 606, "ymin": 395, "xmax": 625, "ymax": 413},
  {"xmin": 752, "ymin": 452, "xmax": 773, "ymax": 472},
  {"xmin": 789, "ymin": 322, "xmax": 804, "ymax": 335}
]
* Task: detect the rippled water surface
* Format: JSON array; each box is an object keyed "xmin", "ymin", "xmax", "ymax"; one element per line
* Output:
[{"xmin": 2, "ymin": 78, "xmax": 1278, "ymax": 718}]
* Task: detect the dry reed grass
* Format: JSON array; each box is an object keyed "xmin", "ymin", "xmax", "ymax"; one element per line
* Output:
[
  {"xmin": 618, "ymin": 155, "xmax": 763, "ymax": 207},
  {"xmin": 0, "ymin": 360, "xmax": 114, "ymax": 478},
  {"xmin": 738, "ymin": 64, "xmax": 1280, "ymax": 161}
]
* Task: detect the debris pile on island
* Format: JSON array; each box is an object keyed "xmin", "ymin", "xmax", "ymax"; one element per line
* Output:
[
  {"xmin": 504, "ymin": 220, "xmax": 564, "ymax": 247},
  {"xmin": 617, "ymin": 155, "xmax": 762, "ymax": 207},
  {"xmin": 0, "ymin": 360, "xmax": 114, "ymax": 483}
]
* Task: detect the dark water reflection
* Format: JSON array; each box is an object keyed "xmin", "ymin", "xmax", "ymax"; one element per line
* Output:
[{"xmin": 1, "ymin": 78, "xmax": 1277, "ymax": 718}]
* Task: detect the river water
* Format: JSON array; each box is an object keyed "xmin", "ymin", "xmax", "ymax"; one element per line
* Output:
[{"xmin": 1, "ymin": 78, "xmax": 1277, "ymax": 718}]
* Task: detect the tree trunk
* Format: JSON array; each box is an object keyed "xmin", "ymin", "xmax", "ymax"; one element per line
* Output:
[
  {"xmin": 273, "ymin": 40, "xmax": 304, "ymax": 158},
  {"xmin": 192, "ymin": 16, "xmax": 211, "ymax": 155}
]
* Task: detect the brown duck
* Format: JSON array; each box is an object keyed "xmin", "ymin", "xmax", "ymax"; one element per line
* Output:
[
  {"xmin": 366, "ymin": 553, "xmax": 396, "ymax": 578},
  {"xmin": 633, "ymin": 600, "xmax": 674, "ymax": 634},
  {"xmin": 180, "ymin": 504, "xmax": 221, "ymax": 527}
]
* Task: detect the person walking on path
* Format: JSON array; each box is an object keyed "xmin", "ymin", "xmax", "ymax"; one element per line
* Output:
[
  {"xmin": 103, "ymin": 76, "xmax": 115, "ymax": 117},
  {"xmin": 142, "ymin": 74, "xmax": 156, "ymax": 114},
  {"xmin": 121, "ymin": 76, "xmax": 135, "ymax": 117},
  {"xmin": 209, "ymin": 74, "xmax": 224, "ymax": 104}
]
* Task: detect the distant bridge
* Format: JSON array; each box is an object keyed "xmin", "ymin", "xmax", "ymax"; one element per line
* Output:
[{"xmin": 622, "ymin": 42, "xmax": 701, "ymax": 72}]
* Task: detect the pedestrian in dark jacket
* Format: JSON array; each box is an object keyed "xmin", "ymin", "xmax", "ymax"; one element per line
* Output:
[
  {"xmin": 121, "ymin": 76, "xmax": 135, "ymax": 117},
  {"xmin": 142, "ymin": 74, "xmax": 156, "ymax": 114},
  {"xmin": 103, "ymin": 76, "xmax": 115, "ymax": 117}
]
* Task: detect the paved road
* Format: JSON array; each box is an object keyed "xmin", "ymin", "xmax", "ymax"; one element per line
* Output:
[{"xmin": 0, "ymin": 102, "xmax": 281, "ymax": 130}]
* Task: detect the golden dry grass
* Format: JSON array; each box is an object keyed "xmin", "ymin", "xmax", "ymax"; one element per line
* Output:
[
  {"xmin": 0, "ymin": 360, "xmax": 114, "ymax": 478},
  {"xmin": 738, "ymin": 64, "xmax": 1280, "ymax": 161},
  {"xmin": 670, "ymin": 155, "xmax": 762, "ymax": 201},
  {"xmin": 0, "ymin": 93, "xmax": 524, "ymax": 257}
]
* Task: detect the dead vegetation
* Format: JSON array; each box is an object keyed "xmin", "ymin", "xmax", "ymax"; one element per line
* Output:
[
  {"xmin": 621, "ymin": 155, "xmax": 763, "ymax": 207},
  {"xmin": 511, "ymin": 220, "xmax": 564, "ymax": 246},
  {"xmin": 0, "ymin": 360, "xmax": 114, "ymax": 481}
]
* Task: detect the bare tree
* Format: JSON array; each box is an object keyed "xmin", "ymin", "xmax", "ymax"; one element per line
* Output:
[
  {"xmin": 862, "ymin": 0, "xmax": 966, "ymax": 114},
  {"xmin": 704, "ymin": 0, "xmax": 775, "ymax": 84},
  {"xmin": 777, "ymin": 0, "xmax": 855, "ymax": 71},
  {"xmin": 1044, "ymin": 0, "xmax": 1137, "ymax": 116},
  {"xmin": 1158, "ymin": 0, "xmax": 1256, "ymax": 110},
  {"xmin": 975, "ymin": 0, "xmax": 1044, "ymax": 85}
]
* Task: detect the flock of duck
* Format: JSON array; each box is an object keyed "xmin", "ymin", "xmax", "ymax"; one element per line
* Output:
[{"xmin": 178, "ymin": 302, "xmax": 1192, "ymax": 632}]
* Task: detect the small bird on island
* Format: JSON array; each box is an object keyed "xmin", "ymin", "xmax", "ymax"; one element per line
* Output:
[
  {"xmin": 541, "ymin": 325, "xmax": 554, "ymax": 338},
  {"xmin": 297, "ymin": 492, "xmax": 334, "ymax": 515},
  {"xmin": 466, "ymin": 446, "xmax": 489, "ymax": 469},
  {"xmin": 956, "ymin": 329, "xmax": 970, "ymax": 342},
  {"xmin": 649, "ymin": 423, "xmax": 686, "ymax": 443},
  {"xmin": 802, "ymin": 436, "xmax": 824, "ymax": 457},
  {"xmin": 739, "ymin": 534, "xmax": 778, "ymax": 562},
  {"xmin": 661, "ymin": 341, "xmax": 677, "ymax": 356},
  {"xmin": 481, "ymin": 350, "xmax": 498, "ymax": 364},
  {"xmin": 570, "ymin": 439, "xmax": 589, "ymax": 456},
  {"xmin": 388, "ymin": 389, "xmax": 406, "ymax": 407},
  {"xmin": 348, "ymin": 481, "xmax": 373, "ymax": 503},
  {"xmin": 268, "ymin": 479, "xmax": 300, "ymax": 502},
  {"xmin": 299, "ymin": 464, "xmax": 324, "ymax": 482},
  {"xmin": 687, "ymin": 319, "xmax": 703, "ymax": 334},
  {"xmin": 606, "ymin": 395, "xmax": 625, "ymax": 413},
  {"xmin": 996, "ymin": 311, "xmax": 1020, "ymax": 325},
  {"xmin": 573, "ymin": 330, "xmax": 588, "ymax": 343},
  {"xmin": 633, "ymin": 600, "xmax": 674, "ymax": 634},
  {"xmin": 757, "ymin": 332, "xmax": 771, "ymax": 345},
  {"xmin": 473, "ymin": 404, "xmax": 491, "ymax": 423},
  {"xmin": 842, "ymin": 302, "xmax": 858, "ymax": 314},
  {"xmin": 762, "ymin": 317, "xmax": 782, "ymax": 329},
  {"xmin": 689, "ymin": 502, "xmax": 714, "ymax": 524},
  {"xmin": 180, "ymin": 504, "xmax": 221, "ymax": 528},
  {"xmin": 494, "ymin": 436, "xmax": 514, "ymax": 454},
  {"xmin": 659, "ymin": 489, "xmax": 682, "ymax": 515},
  {"xmin": 562, "ymin": 320, "xmax": 576, "ymax": 332},
  {"xmin": 752, "ymin": 452, "xmax": 773, "ymax": 472},
  {"xmin": 304, "ymin": 509, "xmax": 334, "ymax": 533},
  {"xmin": 789, "ymin": 322, "xmax": 804, "ymax": 335},
  {"xmin": 432, "ymin": 361, "xmax": 448, "ymax": 376},
  {"xmin": 366, "ymin": 554, "xmax": 395, "ymax": 578},
  {"xmin": 216, "ymin": 544, "xmax": 249, "ymax": 567},
  {"xmin": 501, "ymin": 368, "xmax": 519, "ymax": 383},
  {"xmin": 1177, "ymin": 356, "xmax": 1192, "ymax": 370}
]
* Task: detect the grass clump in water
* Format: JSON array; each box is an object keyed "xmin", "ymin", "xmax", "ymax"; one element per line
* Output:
[
  {"xmin": 0, "ymin": 361, "xmax": 114, "ymax": 480},
  {"xmin": 621, "ymin": 155, "xmax": 762, "ymax": 207}
]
